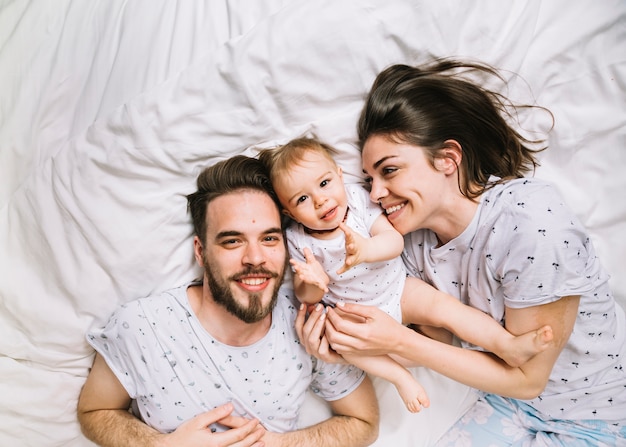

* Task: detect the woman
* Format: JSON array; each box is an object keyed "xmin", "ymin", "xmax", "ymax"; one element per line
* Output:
[{"xmin": 296, "ymin": 59, "xmax": 626, "ymax": 446}]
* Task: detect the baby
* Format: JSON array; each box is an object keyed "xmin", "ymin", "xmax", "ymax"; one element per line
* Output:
[{"xmin": 259, "ymin": 137, "xmax": 553, "ymax": 412}]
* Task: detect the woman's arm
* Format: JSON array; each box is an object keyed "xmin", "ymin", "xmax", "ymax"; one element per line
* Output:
[
  {"xmin": 324, "ymin": 296, "xmax": 579, "ymax": 399},
  {"xmin": 401, "ymin": 277, "xmax": 554, "ymax": 367}
]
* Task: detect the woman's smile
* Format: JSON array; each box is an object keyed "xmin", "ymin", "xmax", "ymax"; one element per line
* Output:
[{"xmin": 383, "ymin": 202, "xmax": 406, "ymax": 217}]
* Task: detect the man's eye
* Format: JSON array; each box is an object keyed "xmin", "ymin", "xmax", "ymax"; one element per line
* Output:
[{"xmin": 221, "ymin": 239, "xmax": 241, "ymax": 247}]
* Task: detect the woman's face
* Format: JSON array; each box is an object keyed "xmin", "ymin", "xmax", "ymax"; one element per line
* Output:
[{"xmin": 362, "ymin": 135, "xmax": 448, "ymax": 236}]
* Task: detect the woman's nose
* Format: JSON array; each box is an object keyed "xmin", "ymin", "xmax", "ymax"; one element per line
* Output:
[{"xmin": 369, "ymin": 178, "xmax": 386, "ymax": 204}]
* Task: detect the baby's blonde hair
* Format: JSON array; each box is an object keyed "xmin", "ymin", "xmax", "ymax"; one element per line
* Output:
[{"xmin": 258, "ymin": 136, "xmax": 339, "ymax": 186}]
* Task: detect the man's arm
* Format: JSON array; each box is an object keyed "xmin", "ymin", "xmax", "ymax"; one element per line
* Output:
[
  {"xmin": 77, "ymin": 353, "xmax": 265, "ymax": 447},
  {"xmin": 77, "ymin": 353, "xmax": 158, "ymax": 446},
  {"xmin": 261, "ymin": 376, "xmax": 379, "ymax": 447}
]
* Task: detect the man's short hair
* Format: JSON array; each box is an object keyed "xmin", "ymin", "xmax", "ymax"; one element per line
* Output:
[{"xmin": 187, "ymin": 155, "xmax": 282, "ymax": 242}]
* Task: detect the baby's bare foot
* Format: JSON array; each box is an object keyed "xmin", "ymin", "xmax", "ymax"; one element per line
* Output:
[
  {"xmin": 502, "ymin": 325, "xmax": 554, "ymax": 367},
  {"xmin": 396, "ymin": 376, "xmax": 430, "ymax": 413}
]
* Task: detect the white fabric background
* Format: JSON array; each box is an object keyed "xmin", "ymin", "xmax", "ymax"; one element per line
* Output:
[{"xmin": 0, "ymin": 1, "xmax": 624, "ymax": 445}]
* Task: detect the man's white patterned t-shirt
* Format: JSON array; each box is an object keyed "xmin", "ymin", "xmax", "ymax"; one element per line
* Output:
[{"xmin": 87, "ymin": 282, "xmax": 365, "ymax": 433}]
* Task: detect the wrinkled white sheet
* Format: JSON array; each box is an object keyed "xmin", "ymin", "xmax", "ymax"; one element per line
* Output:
[{"xmin": 1, "ymin": 1, "xmax": 624, "ymax": 445}]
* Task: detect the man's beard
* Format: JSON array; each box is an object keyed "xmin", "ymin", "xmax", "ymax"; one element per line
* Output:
[{"xmin": 204, "ymin": 256, "xmax": 283, "ymax": 323}]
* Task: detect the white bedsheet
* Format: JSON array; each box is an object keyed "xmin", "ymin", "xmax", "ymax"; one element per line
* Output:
[{"xmin": 1, "ymin": 1, "xmax": 624, "ymax": 445}]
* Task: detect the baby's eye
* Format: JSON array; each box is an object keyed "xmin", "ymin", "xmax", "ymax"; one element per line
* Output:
[
  {"xmin": 296, "ymin": 195, "xmax": 308, "ymax": 204},
  {"xmin": 320, "ymin": 179, "xmax": 329, "ymax": 188}
]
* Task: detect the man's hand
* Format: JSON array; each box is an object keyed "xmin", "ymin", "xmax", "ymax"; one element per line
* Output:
[{"xmin": 160, "ymin": 403, "xmax": 266, "ymax": 447}]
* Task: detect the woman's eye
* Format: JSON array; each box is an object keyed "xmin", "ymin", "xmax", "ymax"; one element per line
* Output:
[{"xmin": 382, "ymin": 167, "xmax": 397, "ymax": 176}]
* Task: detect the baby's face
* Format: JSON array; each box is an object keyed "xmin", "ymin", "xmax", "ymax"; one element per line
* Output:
[{"xmin": 275, "ymin": 150, "xmax": 347, "ymax": 231}]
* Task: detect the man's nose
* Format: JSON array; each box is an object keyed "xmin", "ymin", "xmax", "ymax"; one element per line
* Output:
[{"xmin": 242, "ymin": 242, "xmax": 265, "ymax": 266}]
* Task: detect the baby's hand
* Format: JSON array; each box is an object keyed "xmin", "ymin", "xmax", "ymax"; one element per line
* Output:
[
  {"xmin": 336, "ymin": 222, "xmax": 369, "ymax": 275},
  {"xmin": 290, "ymin": 247, "xmax": 329, "ymax": 293}
]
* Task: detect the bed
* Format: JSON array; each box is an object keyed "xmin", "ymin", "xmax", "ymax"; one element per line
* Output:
[{"xmin": 1, "ymin": 1, "xmax": 624, "ymax": 445}]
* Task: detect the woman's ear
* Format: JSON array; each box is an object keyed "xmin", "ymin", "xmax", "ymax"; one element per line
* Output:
[
  {"xmin": 433, "ymin": 139, "xmax": 462, "ymax": 174},
  {"xmin": 193, "ymin": 236, "xmax": 204, "ymax": 267}
]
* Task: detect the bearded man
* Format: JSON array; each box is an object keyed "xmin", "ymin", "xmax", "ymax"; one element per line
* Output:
[{"xmin": 77, "ymin": 155, "xmax": 379, "ymax": 447}]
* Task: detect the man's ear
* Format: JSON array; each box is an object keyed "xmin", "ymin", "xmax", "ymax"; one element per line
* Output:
[
  {"xmin": 193, "ymin": 236, "xmax": 204, "ymax": 267},
  {"xmin": 433, "ymin": 139, "xmax": 462, "ymax": 174}
]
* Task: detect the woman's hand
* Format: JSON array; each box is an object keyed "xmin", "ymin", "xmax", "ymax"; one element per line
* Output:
[
  {"xmin": 295, "ymin": 303, "xmax": 346, "ymax": 364},
  {"xmin": 324, "ymin": 302, "xmax": 406, "ymax": 357}
]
